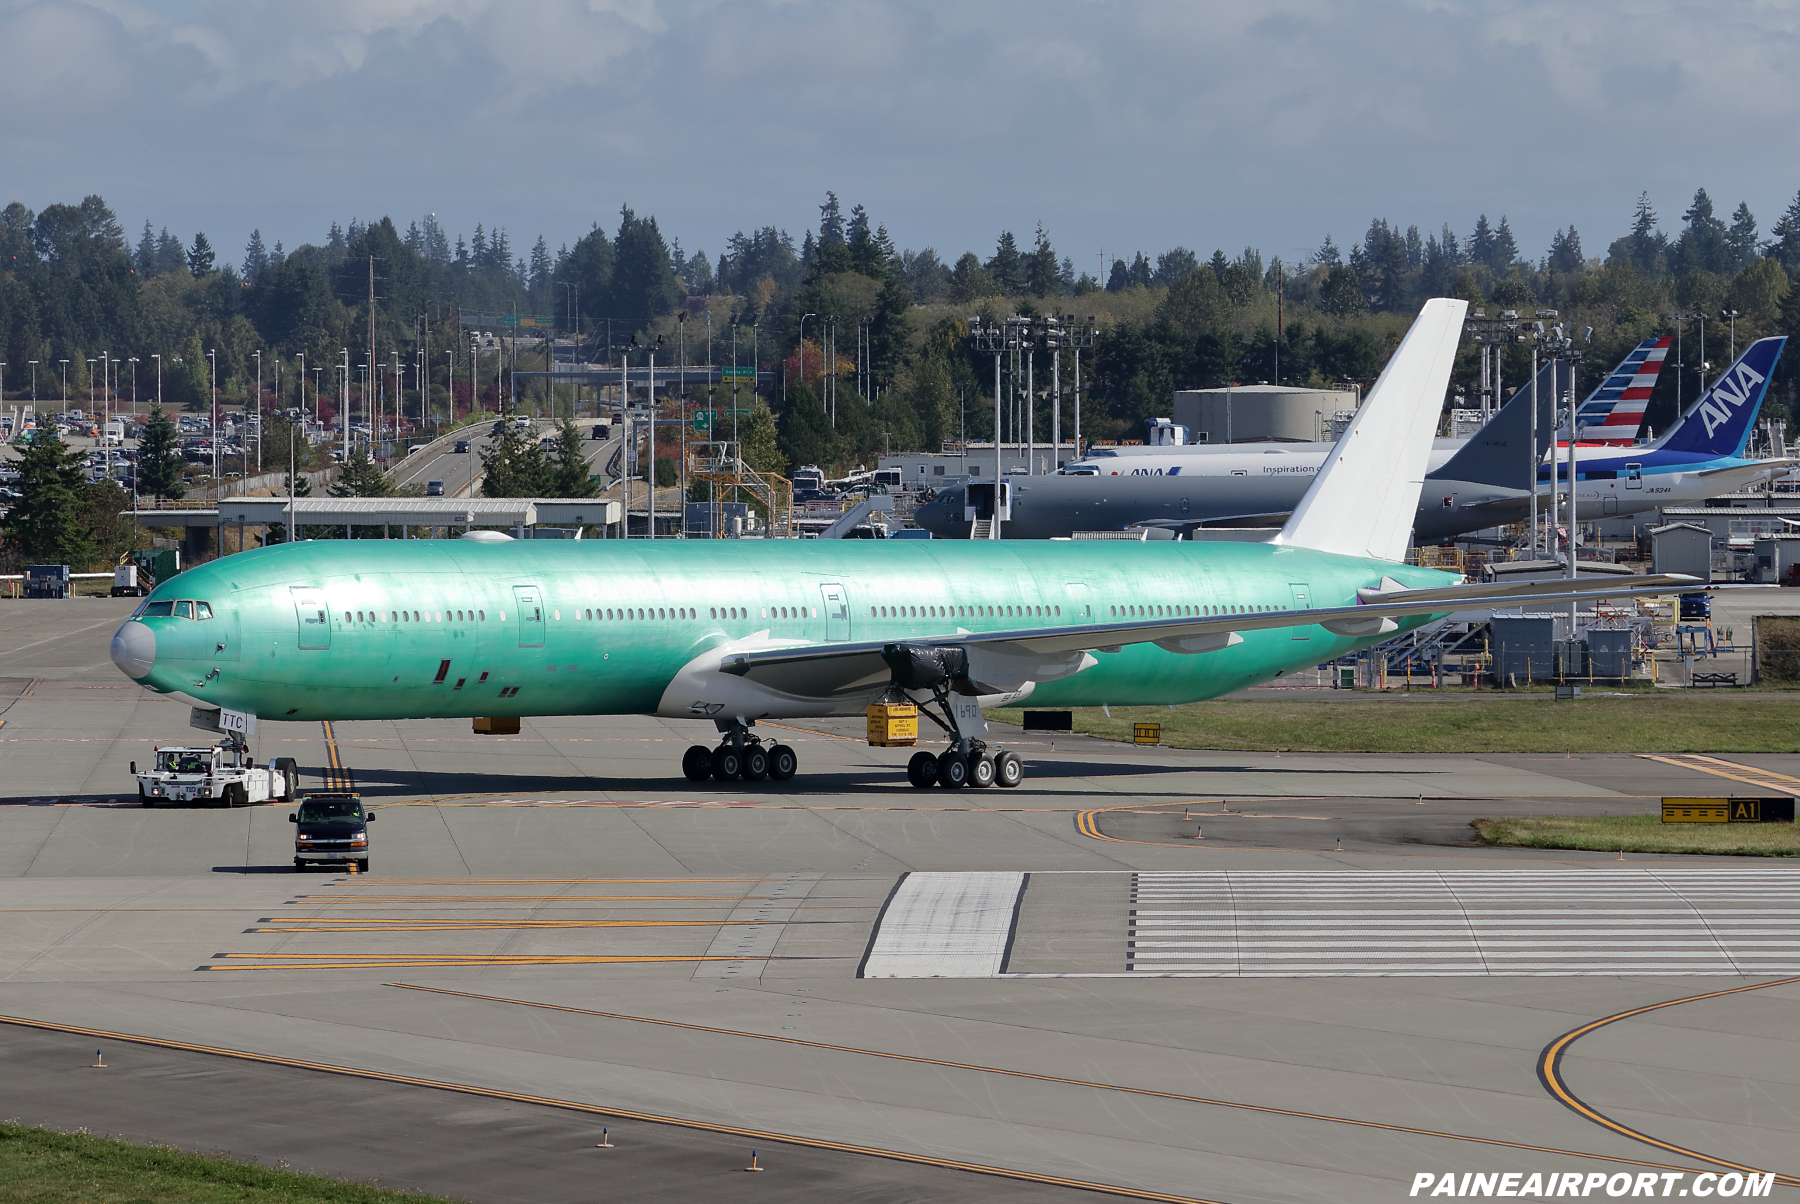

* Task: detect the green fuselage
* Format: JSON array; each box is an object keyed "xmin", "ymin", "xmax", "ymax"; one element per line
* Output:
[{"xmin": 117, "ymin": 538, "xmax": 1455, "ymax": 722}]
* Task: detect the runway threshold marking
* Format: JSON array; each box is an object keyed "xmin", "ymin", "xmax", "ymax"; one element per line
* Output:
[
  {"xmin": 1538, "ymin": 976, "xmax": 1800, "ymax": 1187},
  {"xmin": 1638, "ymin": 753, "xmax": 1800, "ymax": 796},
  {"xmin": 0, "ymin": 1014, "xmax": 1229, "ymax": 1204},
  {"xmin": 386, "ymin": 983, "xmax": 1710, "ymax": 1176}
]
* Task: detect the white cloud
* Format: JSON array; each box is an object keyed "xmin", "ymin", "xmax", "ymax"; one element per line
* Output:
[{"xmin": 1, "ymin": 0, "xmax": 1795, "ymax": 271}]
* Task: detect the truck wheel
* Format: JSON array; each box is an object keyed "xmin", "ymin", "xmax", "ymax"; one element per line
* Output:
[
  {"xmin": 270, "ymin": 758, "xmax": 298, "ymax": 800},
  {"xmin": 294, "ymin": 858, "xmax": 305, "ymax": 872},
  {"xmin": 224, "ymin": 784, "xmax": 247, "ymax": 808},
  {"xmin": 357, "ymin": 860, "xmax": 370, "ymax": 874},
  {"xmin": 139, "ymin": 786, "xmax": 151, "ymax": 808}
]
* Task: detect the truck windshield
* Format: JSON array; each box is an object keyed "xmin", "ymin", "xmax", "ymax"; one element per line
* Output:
[
  {"xmin": 158, "ymin": 752, "xmax": 211, "ymax": 773},
  {"xmin": 298, "ymin": 800, "xmax": 364, "ymax": 823}
]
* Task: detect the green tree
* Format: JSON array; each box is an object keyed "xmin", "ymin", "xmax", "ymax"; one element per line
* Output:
[
  {"xmin": 3, "ymin": 433, "xmax": 96, "ymax": 565},
  {"xmin": 547, "ymin": 417, "xmax": 598, "ymax": 497},
  {"xmin": 777, "ymin": 384, "xmax": 835, "ymax": 471},
  {"xmin": 329, "ymin": 448, "xmax": 391, "ymax": 498},
  {"xmin": 739, "ymin": 400, "xmax": 787, "ymax": 476},
  {"xmin": 950, "ymin": 253, "xmax": 997, "ymax": 303},
  {"xmin": 1320, "ymin": 265, "xmax": 1367, "ymax": 316},
  {"xmin": 167, "ymin": 334, "xmax": 210, "ymax": 411},
  {"xmin": 136, "ymin": 404, "xmax": 186, "ymax": 501},
  {"xmin": 610, "ymin": 206, "xmax": 682, "ymax": 326},
  {"xmin": 479, "ymin": 421, "xmax": 549, "ymax": 497},
  {"xmin": 187, "ymin": 232, "xmax": 216, "ymax": 276}
]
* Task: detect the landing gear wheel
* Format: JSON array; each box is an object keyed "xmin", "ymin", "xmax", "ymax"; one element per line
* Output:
[
  {"xmin": 906, "ymin": 751, "xmax": 938, "ymax": 789},
  {"xmin": 682, "ymin": 745, "xmax": 715, "ymax": 782},
  {"xmin": 767, "ymin": 745, "xmax": 797, "ymax": 782},
  {"xmin": 742, "ymin": 748, "xmax": 769, "ymax": 781},
  {"xmin": 994, "ymin": 752, "xmax": 1024, "ymax": 788},
  {"xmin": 936, "ymin": 750, "xmax": 969, "ymax": 789},
  {"xmin": 714, "ymin": 748, "xmax": 744, "ymax": 781},
  {"xmin": 968, "ymin": 753, "xmax": 996, "ymax": 789}
]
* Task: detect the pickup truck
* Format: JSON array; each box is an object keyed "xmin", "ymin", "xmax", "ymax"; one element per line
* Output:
[{"xmin": 290, "ymin": 793, "xmax": 375, "ymax": 872}]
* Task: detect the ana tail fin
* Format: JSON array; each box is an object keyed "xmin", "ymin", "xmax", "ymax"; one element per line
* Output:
[{"xmin": 1274, "ymin": 297, "xmax": 1466, "ymax": 562}]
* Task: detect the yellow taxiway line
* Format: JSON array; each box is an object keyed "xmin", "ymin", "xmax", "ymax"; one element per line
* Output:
[{"xmin": 1639, "ymin": 753, "xmax": 1800, "ymax": 797}]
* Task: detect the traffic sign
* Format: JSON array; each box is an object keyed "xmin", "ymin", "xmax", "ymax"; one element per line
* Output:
[
  {"xmin": 500, "ymin": 314, "xmax": 519, "ymax": 327},
  {"xmin": 693, "ymin": 409, "xmax": 715, "ymax": 432},
  {"xmin": 720, "ymin": 366, "xmax": 754, "ymax": 379}
]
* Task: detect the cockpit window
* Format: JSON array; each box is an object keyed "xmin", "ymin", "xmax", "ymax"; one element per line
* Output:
[
  {"xmin": 195, "ymin": 601, "xmax": 213, "ymax": 620},
  {"xmin": 140, "ymin": 600, "xmax": 174, "ymax": 617},
  {"xmin": 172, "ymin": 601, "xmax": 195, "ymax": 620}
]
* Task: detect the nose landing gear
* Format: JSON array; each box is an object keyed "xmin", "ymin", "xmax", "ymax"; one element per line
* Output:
[{"xmin": 682, "ymin": 721, "xmax": 797, "ymax": 784}]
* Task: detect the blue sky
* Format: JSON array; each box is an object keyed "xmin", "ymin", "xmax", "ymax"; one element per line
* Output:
[{"xmin": 5, "ymin": 0, "xmax": 1797, "ymax": 276}]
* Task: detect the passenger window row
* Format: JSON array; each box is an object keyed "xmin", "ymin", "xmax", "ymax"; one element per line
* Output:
[
  {"xmin": 870, "ymin": 604, "xmax": 1059, "ymax": 620},
  {"xmin": 1109, "ymin": 603, "xmax": 1288, "ymax": 618},
  {"xmin": 343, "ymin": 609, "xmax": 485, "ymax": 624}
]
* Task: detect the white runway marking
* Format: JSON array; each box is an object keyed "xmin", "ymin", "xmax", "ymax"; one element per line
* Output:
[
  {"xmin": 859, "ymin": 871, "xmax": 1026, "ymax": 978},
  {"xmin": 1123, "ymin": 869, "xmax": 1800, "ymax": 977}
]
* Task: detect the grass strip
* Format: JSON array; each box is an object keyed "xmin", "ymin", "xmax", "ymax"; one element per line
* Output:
[
  {"xmin": 990, "ymin": 695, "xmax": 1800, "ymax": 754},
  {"xmin": 0, "ymin": 1121, "xmax": 456, "ymax": 1204},
  {"xmin": 1473, "ymin": 815, "xmax": 1800, "ymax": 857}
]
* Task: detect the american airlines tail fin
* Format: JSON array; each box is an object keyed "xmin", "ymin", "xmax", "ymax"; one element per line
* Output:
[
  {"xmin": 1650, "ymin": 336, "xmax": 1786, "ymax": 458},
  {"xmin": 1428, "ymin": 358, "xmax": 1564, "ymax": 489},
  {"xmin": 1572, "ymin": 335, "xmax": 1671, "ymax": 444},
  {"xmin": 1274, "ymin": 298, "xmax": 1466, "ymax": 562}
]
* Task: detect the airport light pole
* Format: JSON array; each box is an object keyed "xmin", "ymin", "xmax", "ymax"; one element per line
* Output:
[{"xmin": 1720, "ymin": 308, "xmax": 1740, "ymax": 365}]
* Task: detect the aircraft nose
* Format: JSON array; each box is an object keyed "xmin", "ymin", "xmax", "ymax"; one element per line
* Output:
[{"xmin": 110, "ymin": 620, "xmax": 155, "ymax": 680}]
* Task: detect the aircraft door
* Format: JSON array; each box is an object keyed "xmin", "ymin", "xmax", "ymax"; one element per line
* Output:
[
  {"xmin": 291, "ymin": 587, "xmax": 330, "ymax": 650},
  {"xmin": 1287, "ymin": 583, "xmax": 1311, "ymax": 639},
  {"xmin": 513, "ymin": 585, "xmax": 545, "ymax": 648},
  {"xmin": 1064, "ymin": 582, "xmax": 1090, "ymax": 620},
  {"xmin": 1625, "ymin": 463, "xmax": 1643, "ymax": 490},
  {"xmin": 819, "ymin": 582, "xmax": 850, "ymax": 642}
]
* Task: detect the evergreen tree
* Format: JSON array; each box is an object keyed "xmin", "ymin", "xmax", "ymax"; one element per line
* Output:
[
  {"xmin": 529, "ymin": 235, "xmax": 553, "ymax": 300},
  {"xmin": 1547, "ymin": 227, "xmax": 1584, "ymax": 273},
  {"xmin": 776, "ymin": 383, "xmax": 835, "ymax": 470},
  {"xmin": 154, "ymin": 226, "xmax": 185, "ymax": 275},
  {"xmin": 1468, "ymin": 216, "xmax": 1496, "ymax": 271},
  {"xmin": 986, "ymin": 231, "xmax": 1022, "ymax": 293},
  {"xmin": 1725, "ymin": 202, "xmax": 1759, "ymax": 271},
  {"xmin": 1676, "ymin": 188, "xmax": 1728, "ymax": 274},
  {"xmin": 1320, "ymin": 265, "xmax": 1367, "ymax": 316},
  {"xmin": 818, "ymin": 193, "xmax": 846, "ymax": 246},
  {"xmin": 1106, "ymin": 258, "xmax": 1130, "ymax": 292},
  {"xmin": 478, "ymin": 420, "xmax": 549, "ymax": 497},
  {"xmin": 1128, "ymin": 251, "xmax": 1153, "ymax": 288},
  {"xmin": 2, "ymin": 433, "xmax": 96, "ymax": 565},
  {"xmin": 1765, "ymin": 189, "xmax": 1800, "ymax": 276},
  {"xmin": 547, "ymin": 417, "xmax": 598, "ymax": 497},
  {"xmin": 739, "ymin": 399, "xmax": 787, "ymax": 475},
  {"xmin": 609, "ymin": 206, "xmax": 682, "ymax": 324},
  {"xmin": 949, "ymin": 252, "xmax": 996, "ymax": 303},
  {"xmin": 1025, "ymin": 225, "xmax": 1060, "ymax": 296},
  {"xmin": 242, "ymin": 229, "xmax": 268, "ymax": 281},
  {"xmin": 1313, "ymin": 234, "xmax": 1341, "ymax": 268},
  {"xmin": 1156, "ymin": 247, "xmax": 1200, "ymax": 287},
  {"xmin": 1626, "ymin": 192, "xmax": 1665, "ymax": 274},
  {"xmin": 328, "ymin": 447, "xmax": 391, "ymax": 498},
  {"xmin": 136, "ymin": 404, "xmax": 186, "ymax": 500},
  {"xmin": 135, "ymin": 221, "xmax": 158, "ymax": 276},
  {"xmin": 186, "ymin": 231, "xmax": 216, "ymax": 276},
  {"xmin": 1491, "ymin": 216, "xmax": 1519, "ymax": 269}
]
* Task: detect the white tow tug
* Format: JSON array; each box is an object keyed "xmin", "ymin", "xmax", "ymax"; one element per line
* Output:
[{"xmin": 134, "ymin": 737, "xmax": 297, "ymax": 807}]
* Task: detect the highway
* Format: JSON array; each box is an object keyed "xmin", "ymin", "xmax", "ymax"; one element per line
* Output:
[{"xmin": 387, "ymin": 418, "xmax": 625, "ymax": 501}]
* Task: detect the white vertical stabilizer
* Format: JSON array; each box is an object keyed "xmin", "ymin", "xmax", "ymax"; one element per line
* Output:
[{"xmin": 1274, "ymin": 297, "xmax": 1467, "ymax": 562}]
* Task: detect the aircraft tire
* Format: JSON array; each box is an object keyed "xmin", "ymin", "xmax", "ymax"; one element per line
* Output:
[
  {"xmin": 936, "ymin": 750, "xmax": 969, "ymax": 789},
  {"xmin": 682, "ymin": 745, "xmax": 714, "ymax": 781},
  {"xmin": 995, "ymin": 752, "xmax": 1024, "ymax": 788},
  {"xmin": 742, "ymin": 748, "xmax": 769, "ymax": 781},
  {"xmin": 768, "ymin": 745, "xmax": 797, "ymax": 781},
  {"xmin": 906, "ymin": 751, "xmax": 938, "ymax": 789},
  {"xmin": 968, "ymin": 754, "xmax": 996, "ymax": 789},
  {"xmin": 714, "ymin": 748, "xmax": 744, "ymax": 781}
]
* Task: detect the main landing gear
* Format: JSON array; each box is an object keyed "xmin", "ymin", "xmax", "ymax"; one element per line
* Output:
[
  {"xmin": 906, "ymin": 744, "xmax": 1023, "ymax": 790},
  {"xmin": 682, "ymin": 722, "xmax": 797, "ymax": 784}
]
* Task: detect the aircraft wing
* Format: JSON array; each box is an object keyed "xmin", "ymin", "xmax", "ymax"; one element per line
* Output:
[{"xmin": 720, "ymin": 573, "xmax": 1700, "ymax": 696}]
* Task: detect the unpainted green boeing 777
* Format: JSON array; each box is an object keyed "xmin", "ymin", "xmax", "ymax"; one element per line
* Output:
[{"xmin": 105, "ymin": 301, "xmax": 1687, "ymax": 788}]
